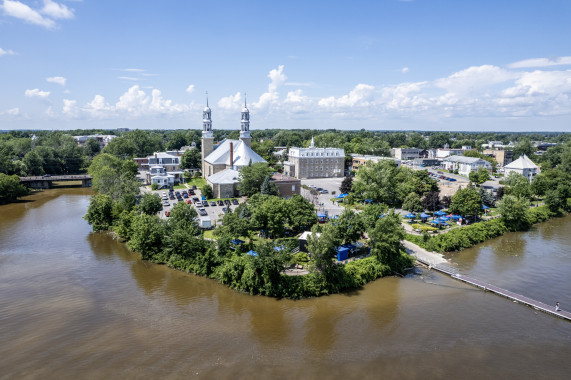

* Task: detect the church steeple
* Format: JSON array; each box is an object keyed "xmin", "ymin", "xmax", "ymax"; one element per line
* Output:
[
  {"xmin": 202, "ymin": 92, "xmax": 213, "ymax": 138},
  {"xmin": 240, "ymin": 94, "xmax": 251, "ymax": 147}
]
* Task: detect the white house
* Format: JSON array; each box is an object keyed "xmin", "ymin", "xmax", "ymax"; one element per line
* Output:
[
  {"xmin": 442, "ymin": 156, "xmax": 491, "ymax": 176},
  {"xmin": 504, "ymin": 154, "xmax": 539, "ymax": 182}
]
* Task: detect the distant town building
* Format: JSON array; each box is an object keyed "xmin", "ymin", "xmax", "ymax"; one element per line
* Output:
[
  {"xmin": 441, "ymin": 156, "xmax": 491, "ymax": 176},
  {"xmin": 504, "ymin": 154, "xmax": 540, "ymax": 182},
  {"xmin": 433, "ymin": 148, "xmax": 466, "ymax": 158},
  {"xmin": 351, "ymin": 154, "xmax": 401, "ymax": 172},
  {"xmin": 73, "ymin": 134, "xmax": 116, "ymax": 148},
  {"xmin": 391, "ymin": 147, "xmax": 423, "ymax": 160},
  {"xmin": 482, "ymin": 148, "xmax": 514, "ymax": 167},
  {"xmin": 283, "ymin": 138, "xmax": 344, "ymax": 179},
  {"xmin": 413, "ymin": 158, "xmax": 440, "ymax": 167}
]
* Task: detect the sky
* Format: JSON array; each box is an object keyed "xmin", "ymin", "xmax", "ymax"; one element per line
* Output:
[{"xmin": 1, "ymin": 0, "xmax": 570, "ymax": 132}]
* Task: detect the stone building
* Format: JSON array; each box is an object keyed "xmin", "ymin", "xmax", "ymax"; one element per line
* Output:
[
  {"xmin": 483, "ymin": 148, "xmax": 514, "ymax": 167},
  {"xmin": 283, "ymin": 138, "xmax": 344, "ymax": 179},
  {"xmin": 201, "ymin": 98, "xmax": 266, "ymax": 178},
  {"xmin": 271, "ymin": 173, "xmax": 301, "ymax": 198},
  {"xmin": 206, "ymin": 168, "xmax": 241, "ymax": 198}
]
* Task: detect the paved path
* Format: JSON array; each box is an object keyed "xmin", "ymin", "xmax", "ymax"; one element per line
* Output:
[{"xmin": 402, "ymin": 240, "xmax": 447, "ymax": 266}]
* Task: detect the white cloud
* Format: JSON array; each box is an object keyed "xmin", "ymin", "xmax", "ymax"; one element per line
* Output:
[
  {"xmin": 41, "ymin": 0, "xmax": 74, "ymax": 20},
  {"xmin": 46, "ymin": 76, "xmax": 66, "ymax": 86},
  {"xmin": 2, "ymin": 0, "xmax": 55, "ymax": 28},
  {"xmin": 508, "ymin": 56, "xmax": 571, "ymax": 69},
  {"xmin": 318, "ymin": 83, "xmax": 375, "ymax": 108},
  {"xmin": 218, "ymin": 92, "xmax": 242, "ymax": 111},
  {"xmin": 0, "ymin": 47, "xmax": 16, "ymax": 56},
  {"xmin": 267, "ymin": 65, "xmax": 286, "ymax": 92},
  {"xmin": 186, "ymin": 84, "xmax": 195, "ymax": 94},
  {"xmin": 118, "ymin": 76, "xmax": 141, "ymax": 81},
  {"xmin": 401, "ymin": 67, "xmax": 409, "ymax": 74},
  {"xmin": 25, "ymin": 88, "xmax": 51, "ymax": 98},
  {"xmin": 1, "ymin": 107, "xmax": 20, "ymax": 116},
  {"xmin": 434, "ymin": 65, "xmax": 516, "ymax": 94}
]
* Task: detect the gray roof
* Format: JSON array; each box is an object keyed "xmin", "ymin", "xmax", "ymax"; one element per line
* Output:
[
  {"xmin": 204, "ymin": 139, "xmax": 266, "ymax": 167},
  {"xmin": 504, "ymin": 154, "xmax": 538, "ymax": 170},
  {"xmin": 206, "ymin": 168, "xmax": 241, "ymax": 185},
  {"xmin": 443, "ymin": 156, "xmax": 487, "ymax": 164}
]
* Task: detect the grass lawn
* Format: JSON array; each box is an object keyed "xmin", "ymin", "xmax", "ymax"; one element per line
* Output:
[
  {"xmin": 185, "ymin": 177, "xmax": 207, "ymax": 188},
  {"xmin": 203, "ymin": 230, "xmax": 216, "ymax": 239}
]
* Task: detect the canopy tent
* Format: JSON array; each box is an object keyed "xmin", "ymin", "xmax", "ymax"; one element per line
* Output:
[
  {"xmin": 482, "ymin": 204, "xmax": 490, "ymax": 210},
  {"xmin": 365, "ymin": 199, "xmax": 373, "ymax": 204},
  {"xmin": 317, "ymin": 212, "xmax": 327, "ymax": 218},
  {"xmin": 431, "ymin": 220, "xmax": 448, "ymax": 226},
  {"xmin": 273, "ymin": 245, "xmax": 285, "ymax": 252},
  {"xmin": 246, "ymin": 250, "xmax": 258, "ymax": 257},
  {"xmin": 438, "ymin": 216, "xmax": 451, "ymax": 222},
  {"xmin": 404, "ymin": 213, "xmax": 416, "ymax": 219},
  {"xmin": 434, "ymin": 210, "xmax": 447, "ymax": 216},
  {"xmin": 335, "ymin": 193, "xmax": 348, "ymax": 198},
  {"xmin": 420, "ymin": 212, "xmax": 431, "ymax": 219},
  {"xmin": 450, "ymin": 214, "xmax": 462, "ymax": 220},
  {"xmin": 231, "ymin": 239, "xmax": 245, "ymax": 245}
]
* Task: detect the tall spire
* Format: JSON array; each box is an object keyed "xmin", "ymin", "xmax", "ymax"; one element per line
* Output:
[
  {"xmin": 240, "ymin": 92, "xmax": 251, "ymax": 147},
  {"xmin": 202, "ymin": 92, "xmax": 213, "ymax": 137},
  {"xmin": 310, "ymin": 136, "xmax": 315, "ymax": 148}
]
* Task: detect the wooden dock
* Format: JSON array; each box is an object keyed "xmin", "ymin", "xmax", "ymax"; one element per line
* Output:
[{"xmin": 416, "ymin": 258, "xmax": 571, "ymax": 322}]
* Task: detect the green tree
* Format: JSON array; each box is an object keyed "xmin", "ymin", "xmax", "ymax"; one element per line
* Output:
[
  {"xmin": 498, "ymin": 195, "xmax": 530, "ymax": 231},
  {"xmin": 0, "ymin": 173, "xmax": 28, "ymax": 203},
  {"xmin": 504, "ymin": 172, "xmax": 532, "ymax": 200},
  {"xmin": 449, "ymin": 187, "xmax": 482, "ymax": 218},
  {"xmin": 402, "ymin": 192, "xmax": 424, "ymax": 213},
  {"xmin": 250, "ymin": 195, "xmax": 289, "ymax": 237},
  {"xmin": 238, "ymin": 162, "xmax": 273, "ymax": 197},
  {"xmin": 88, "ymin": 153, "xmax": 140, "ymax": 209},
  {"xmin": 360, "ymin": 204, "xmax": 389, "ymax": 230},
  {"xmin": 477, "ymin": 167, "xmax": 490, "ymax": 184},
  {"xmin": 165, "ymin": 131, "xmax": 188, "ymax": 151},
  {"xmin": 138, "ymin": 193, "xmax": 163, "ymax": 215},
  {"xmin": 479, "ymin": 187, "xmax": 495, "ymax": 207},
  {"xmin": 180, "ymin": 148, "xmax": 201, "ymax": 170},
  {"xmin": 286, "ymin": 195, "xmax": 318, "ymax": 233},
  {"xmin": 84, "ymin": 138, "xmax": 101, "ymax": 157},
  {"xmin": 22, "ymin": 150, "xmax": 45, "ymax": 176},
  {"xmin": 368, "ymin": 211, "xmax": 405, "ymax": 269},
  {"xmin": 513, "ymin": 138, "xmax": 536, "ymax": 160},
  {"xmin": 307, "ymin": 224, "xmax": 340, "ymax": 275},
  {"xmin": 469, "ymin": 171, "xmax": 480, "ymax": 184},
  {"xmin": 84, "ymin": 194, "xmax": 114, "ymax": 232},
  {"xmin": 201, "ymin": 184, "xmax": 214, "ymax": 199},
  {"xmin": 544, "ymin": 190, "xmax": 563, "ymax": 214},
  {"xmin": 333, "ymin": 208, "xmax": 365, "ymax": 244},
  {"xmin": 421, "ymin": 191, "xmax": 441, "ymax": 212},
  {"xmin": 128, "ymin": 213, "xmax": 165, "ymax": 260},
  {"xmin": 260, "ymin": 175, "xmax": 279, "ymax": 196},
  {"xmin": 339, "ymin": 175, "xmax": 353, "ymax": 194},
  {"xmin": 168, "ymin": 201, "xmax": 199, "ymax": 231},
  {"xmin": 351, "ymin": 160, "xmax": 399, "ymax": 205}
]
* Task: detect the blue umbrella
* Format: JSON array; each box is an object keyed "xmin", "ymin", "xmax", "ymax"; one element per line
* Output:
[
  {"xmin": 335, "ymin": 193, "xmax": 348, "ymax": 198},
  {"xmin": 482, "ymin": 204, "xmax": 490, "ymax": 210},
  {"xmin": 430, "ymin": 220, "xmax": 441, "ymax": 225},
  {"xmin": 451, "ymin": 214, "xmax": 462, "ymax": 220},
  {"xmin": 434, "ymin": 210, "xmax": 447, "ymax": 216},
  {"xmin": 246, "ymin": 250, "xmax": 258, "ymax": 257},
  {"xmin": 439, "ymin": 216, "xmax": 450, "ymax": 221},
  {"xmin": 405, "ymin": 213, "xmax": 416, "ymax": 218},
  {"xmin": 420, "ymin": 212, "xmax": 430, "ymax": 219}
]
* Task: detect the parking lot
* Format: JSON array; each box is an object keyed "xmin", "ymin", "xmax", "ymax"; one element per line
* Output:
[
  {"xmin": 300, "ymin": 177, "xmax": 345, "ymax": 217},
  {"xmin": 145, "ymin": 185, "xmax": 244, "ymax": 225}
]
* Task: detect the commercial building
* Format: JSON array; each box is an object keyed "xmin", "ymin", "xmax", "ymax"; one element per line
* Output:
[
  {"xmin": 391, "ymin": 148, "xmax": 423, "ymax": 160},
  {"xmin": 351, "ymin": 154, "xmax": 401, "ymax": 172},
  {"xmin": 270, "ymin": 173, "xmax": 301, "ymax": 198},
  {"xmin": 283, "ymin": 138, "xmax": 344, "ymax": 179},
  {"xmin": 413, "ymin": 158, "xmax": 440, "ymax": 167},
  {"xmin": 483, "ymin": 149, "xmax": 514, "ymax": 167}
]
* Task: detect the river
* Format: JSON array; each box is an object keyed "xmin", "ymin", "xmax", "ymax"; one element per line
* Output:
[{"xmin": 0, "ymin": 188, "xmax": 570, "ymax": 379}]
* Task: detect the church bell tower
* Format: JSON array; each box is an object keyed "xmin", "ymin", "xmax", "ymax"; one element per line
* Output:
[{"xmin": 201, "ymin": 94, "xmax": 214, "ymax": 177}]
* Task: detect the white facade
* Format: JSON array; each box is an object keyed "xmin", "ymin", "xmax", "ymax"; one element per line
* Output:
[
  {"xmin": 504, "ymin": 154, "xmax": 540, "ymax": 182},
  {"xmin": 391, "ymin": 148, "xmax": 422, "ymax": 160},
  {"xmin": 286, "ymin": 138, "xmax": 344, "ymax": 179},
  {"xmin": 442, "ymin": 156, "xmax": 491, "ymax": 176},
  {"xmin": 435, "ymin": 148, "xmax": 464, "ymax": 158}
]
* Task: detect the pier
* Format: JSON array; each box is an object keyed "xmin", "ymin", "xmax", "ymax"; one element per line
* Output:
[{"xmin": 417, "ymin": 257, "xmax": 571, "ymax": 322}]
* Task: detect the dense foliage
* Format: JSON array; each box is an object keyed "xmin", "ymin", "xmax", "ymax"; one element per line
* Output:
[{"xmin": 0, "ymin": 173, "xmax": 29, "ymax": 204}]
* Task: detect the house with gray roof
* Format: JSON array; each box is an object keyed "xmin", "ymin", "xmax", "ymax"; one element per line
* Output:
[
  {"xmin": 442, "ymin": 155, "xmax": 491, "ymax": 176},
  {"xmin": 504, "ymin": 154, "xmax": 539, "ymax": 182}
]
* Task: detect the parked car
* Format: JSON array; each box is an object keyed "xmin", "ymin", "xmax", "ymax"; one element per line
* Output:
[
  {"xmin": 218, "ymin": 200, "xmax": 224, "ymax": 206},
  {"xmin": 163, "ymin": 201, "xmax": 170, "ymax": 207},
  {"xmin": 202, "ymin": 200, "xmax": 209, "ymax": 207},
  {"xmin": 320, "ymin": 189, "xmax": 329, "ymax": 194},
  {"xmin": 231, "ymin": 199, "xmax": 239, "ymax": 205},
  {"xmin": 198, "ymin": 208, "xmax": 208, "ymax": 216},
  {"xmin": 192, "ymin": 197, "xmax": 199, "ymax": 202},
  {"xmin": 189, "ymin": 190, "xmax": 195, "ymax": 195},
  {"xmin": 224, "ymin": 199, "xmax": 231, "ymax": 206},
  {"xmin": 210, "ymin": 201, "xmax": 216, "ymax": 206}
]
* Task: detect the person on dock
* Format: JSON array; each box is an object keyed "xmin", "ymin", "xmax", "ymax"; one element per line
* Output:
[{"xmin": 555, "ymin": 302, "xmax": 560, "ymax": 312}]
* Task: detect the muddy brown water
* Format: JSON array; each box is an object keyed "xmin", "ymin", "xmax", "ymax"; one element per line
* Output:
[{"xmin": 0, "ymin": 188, "xmax": 570, "ymax": 379}]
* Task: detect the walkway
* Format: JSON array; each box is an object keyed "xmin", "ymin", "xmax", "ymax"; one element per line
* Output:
[{"xmin": 407, "ymin": 243, "xmax": 571, "ymax": 321}]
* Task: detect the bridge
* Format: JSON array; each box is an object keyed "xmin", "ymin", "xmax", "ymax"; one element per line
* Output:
[
  {"xmin": 416, "ymin": 257, "xmax": 571, "ymax": 322},
  {"xmin": 19, "ymin": 175, "xmax": 92, "ymax": 189}
]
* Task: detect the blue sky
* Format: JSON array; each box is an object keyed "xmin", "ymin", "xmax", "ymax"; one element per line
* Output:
[{"xmin": 1, "ymin": 0, "xmax": 570, "ymax": 132}]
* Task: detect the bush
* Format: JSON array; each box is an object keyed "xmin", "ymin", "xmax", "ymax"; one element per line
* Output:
[{"xmin": 151, "ymin": 183, "xmax": 158, "ymax": 191}]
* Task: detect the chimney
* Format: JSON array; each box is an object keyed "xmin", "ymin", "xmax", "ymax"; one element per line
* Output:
[{"xmin": 229, "ymin": 142, "xmax": 234, "ymax": 170}]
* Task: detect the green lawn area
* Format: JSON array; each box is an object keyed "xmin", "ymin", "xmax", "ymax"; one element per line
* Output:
[
  {"xmin": 185, "ymin": 177, "xmax": 207, "ymax": 188},
  {"xmin": 203, "ymin": 230, "xmax": 216, "ymax": 239}
]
